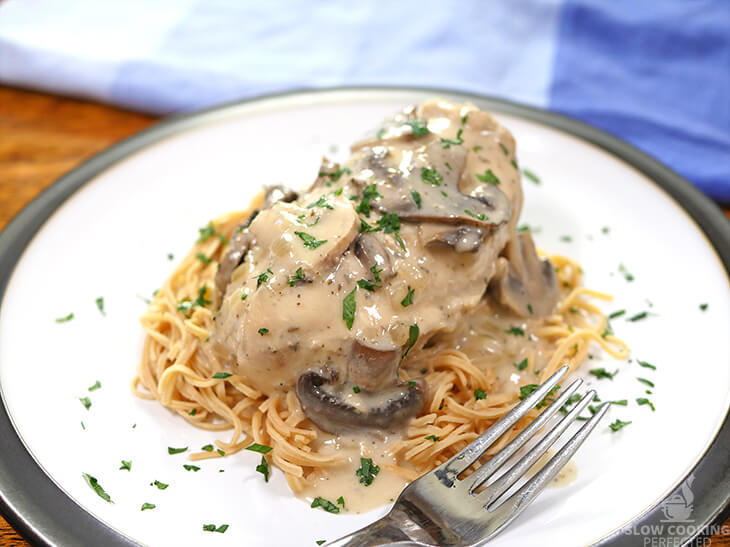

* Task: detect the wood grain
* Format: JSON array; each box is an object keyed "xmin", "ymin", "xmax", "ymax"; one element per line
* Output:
[{"xmin": 0, "ymin": 85, "xmax": 728, "ymax": 546}]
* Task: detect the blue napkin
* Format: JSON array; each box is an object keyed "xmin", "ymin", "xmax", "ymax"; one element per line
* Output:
[{"xmin": 0, "ymin": 0, "xmax": 727, "ymax": 201}]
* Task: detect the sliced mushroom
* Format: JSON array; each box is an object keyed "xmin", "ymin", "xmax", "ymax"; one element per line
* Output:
[
  {"xmin": 488, "ymin": 232, "xmax": 559, "ymax": 317},
  {"xmin": 348, "ymin": 340, "xmax": 400, "ymax": 391},
  {"xmin": 296, "ymin": 371, "xmax": 425, "ymax": 433},
  {"xmin": 353, "ymin": 233, "xmax": 395, "ymax": 280},
  {"xmin": 262, "ymin": 184, "xmax": 298, "ymax": 208},
  {"xmin": 419, "ymin": 223, "xmax": 485, "ymax": 253}
]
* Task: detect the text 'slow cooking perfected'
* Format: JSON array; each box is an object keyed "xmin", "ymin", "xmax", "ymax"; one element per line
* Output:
[{"xmin": 134, "ymin": 99, "xmax": 627, "ymax": 512}]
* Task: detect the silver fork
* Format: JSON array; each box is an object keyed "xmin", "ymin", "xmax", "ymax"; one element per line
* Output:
[{"xmin": 327, "ymin": 365, "xmax": 608, "ymax": 546}]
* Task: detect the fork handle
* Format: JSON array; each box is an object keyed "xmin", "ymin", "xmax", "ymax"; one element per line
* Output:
[{"xmin": 326, "ymin": 513, "xmax": 430, "ymax": 547}]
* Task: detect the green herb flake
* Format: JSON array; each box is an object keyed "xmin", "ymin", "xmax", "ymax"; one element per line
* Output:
[
  {"xmin": 56, "ymin": 313, "xmax": 74, "ymax": 323},
  {"xmin": 608, "ymin": 310, "xmax": 626, "ymax": 319},
  {"xmin": 637, "ymin": 377, "xmax": 655, "ymax": 388},
  {"xmin": 521, "ymin": 168, "xmax": 540, "ymax": 183},
  {"xmin": 559, "ymin": 393, "xmax": 582, "ymax": 414},
  {"xmin": 82, "ymin": 473, "xmax": 112, "ymax": 502},
  {"xmin": 188, "ymin": 408, "xmax": 197, "ymax": 416},
  {"xmin": 589, "ymin": 368, "xmax": 617, "ymax": 380},
  {"xmin": 515, "ymin": 358, "xmax": 528, "ymax": 371},
  {"xmin": 256, "ymin": 455, "xmax": 270, "ymax": 482},
  {"xmin": 637, "ymin": 397, "xmax": 656, "ymax": 411},
  {"xmin": 370, "ymin": 264, "xmax": 383, "ymax": 283},
  {"xmin": 336, "ymin": 496, "xmax": 346, "ymax": 509},
  {"xmin": 217, "ymin": 449, "xmax": 225, "ymax": 457},
  {"xmin": 461, "ymin": 113, "xmax": 468, "ymax": 125},
  {"xmin": 95, "ymin": 297, "xmax": 105, "ymax": 316},
  {"xmin": 400, "ymin": 288, "xmax": 415, "ymax": 307},
  {"xmin": 618, "ymin": 263, "xmax": 634, "ymax": 281},
  {"xmin": 288, "ymin": 267, "xmax": 306, "ymax": 287},
  {"xmin": 167, "ymin": 446, "xmax": 187, "ymax": 455},
  {"xmin": 258, "ymin": 328, "xmax": 269, "ymax": 336},
  {"xmin": 474, "ymin": 389, "xmax": 487, "ymax": 400},
  {"xmin": 119, "ymin": 460, "xmax": 132, "ymax": 471},
  {"xmin": 421, "ymin": 166, "xmax": 443, "ymax": 186},
  {"xmin": 311, "ymin": 496, "xmax": 340, "ymax": 513},
  {"xmin": 141, "ymin": 502, "xmax": 156, "ymax": 511},
  {"xmin": 357, "ymin": 279, "xmax": 380, "ymax": 292},
  {"xmin": 203, "ymin": 524, "xmax": 229, "ymax": 533},
  {"xmin": 627, "ymin": 311, "xmax": 648, "ymax": 322},
  {"xmin": 376, "ymin": 212, "xmax": 405, "ymax": 250},
  {"xmin": 306, "ymin": 195, "xmax": 334, "ymax": 210},
  {"xmin": 425, "ymin": 435, "xmax": 440, "ymax": 441},
  {"xmin": 411, "ymin": 190, "xmax": 422, "ymax": 209},
  {"xmin": 408, "ymin": 380, "xmax": 416, "ymax": 388},
  {"xmin": 212, "ymin": 372, "xmax": 232, "ymax": 379},
  {"xmin": 519, "ymin": 384, "xmax": 539, "ymax": 400},
  {"xmin": 201, "ymin": 444, "xmax": 214, "ymax": 452},
  {"xmin": 499, "ymin": 143, "xmax": 509, "ymax": 155},
  {"xmin": 353, "ymin": 385, "xmax": 361, "ymax": 394},
  {"xmin": 505, "ymin": 326, "xmax": 525, "ymax": 336},
  {"xmin": 535, "ymin": 384, "xmax": 561, "ymax": 409},
  {"xmin": 295, "ymin": 231, "xmax": 327, "ymax": 249},
  {"xmin": 405, "ymin": 118, "xmax": 429, "ymax": 137},
  {"xmin": 609, "ymin": 419, "xmax": 632, "ymax": 432},
  {"xmin": 402, "ymin": 324, "xmax": 419, "ymax": 359},
  {"xmin": 342, "ymin": 287, "xmax": 357, "ymax": 330},
  {"xmin": 355, "ymin": 457, "xmax": 380, "ymax": 486},
  {"xmin": 316, "ymin": 541, "xmax": 326, "ymax": 545},
  {"xmin": 473, "ymin": 145, "xmax": 483, "ymax": 153},
  {"xmin": 152, "ymin": 480, "xmax": 168, "ymax": 490},
  {"xmin": 183, "ymin": 464, "xmax": 200, "ymax": 472},
  {"xmin": 609, "ymin": 399, "xmax": 628, "ymax": 406},
  {"xmin": 464, "ymin": 209, "xmax": 487, "ymax": 221},
  {"xmin": 476, "ymin": 169, "xmax": 500, "ymax": 185},
  {"xmin": 88, "ymin": 380, "xmax": 101, "ymax": 392},
  {"xmin": 560, "ymin": 235, "xmax": 572, "ymax": 243},
  {"xmin": 195, "ymin": 252, "xmax": 212, "ymax": 264},
  {"xmin": 167, "ymin": 253, "xmax": 174, "ymax": 260},
  {"xmin": 246, "ymin": 443, "xmax": 273, "ymax": 454},
  {"xmin": 440, "ymin": 128, "xmax": 464, "ymax": 149},
  {"xmin": 356, "ymin": 184, "xmax": 383, "ymax": 217},
  {"xmin": 256, "ymin": 268, "xmax": 274, "ymax": 288},
  {"xmin": 79, "ymin": 397, "xmax": 92, "ymax": 410},
  {"xmin": 699, "ymin": 303, "xmax": 708, "ymax": 311},
  {"xmin": 637, "ymin": 360, "xmax": 656, "ymax": 370},
  {"xmin": 197, "ymin": 222, "xmax": 216, "ymax": 243}
]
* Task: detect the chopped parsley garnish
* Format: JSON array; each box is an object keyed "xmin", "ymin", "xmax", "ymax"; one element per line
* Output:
[
  {"xmin": 217, "ymin": 449, "xmax": 226, "ymax": 457},
  {"xmin": 258, "ymin": 328, "xmax": 269, "ymax": 336},
  {"xmin": 499, "ymin": 143, "xmax": 509, "ymax": 155},
  {"xmin": 474, "ymin": 389, "xmax": 487, "ymax": 400},
  {"xmin": 425, "ymin": 435, "xmax": 440, "ymax": 441},
  {"xmin": 521, "ymin": 168, "xmax": 540, "ymax": 183},
  {"xmin": 519, "ymin": 384, "xmax": 539, "ymax": 400},
  {"xmin": 408, "ymin": 381, "xmax": 417, "ymax": 387},
  {"xmin": 183, "ymin": 464, "xmax": 200, "ymax": 472},
  {"xmin": 342, "ymin": 287, "xmax": 357, "ymax": 330},
  {"xmin": 505, "ymin": 326, "xmax": 525, "ymax": 336},
  {"xmin": 195, "ymin": 252, "xmax": 212, "ymax": 264},
  {"xmin": 177, "ymin": 285, "xmax": 211, "ymax": 314},
  {"xmin": 637, "ymin": 397, "xmax": 656, "ymax": 411},
  {"xmin": 256, "ymin": 456, "xmax": 270, "ymax": 482},
  {"xmin": 602, "ymin": 226, "xmax": 610, "ymax": 234},
  {"xmin": 609, "ymin": 419, "xmax": 631, "ymax": 432},
  {"xmin": 440, "ymin": 128, "xmax": 464, "ymax": 149},
  {"xmin": 318, "ymin": 166, "xmax": 351, "ymax": 182},
  {"xmin": 637, "ymin": 377, "xmax": 655, "ymax": 388},
  {"xmin": 461, "ymin": 113, "xmax": 468, "ymax": 125},
  {"xmin": 167, "ymin": 253, "xmax": 174, "ymax": 260},
  {"xmin": 370, "ymin": 264, "xmax": 383, "ymax": 283},
  {"xmin": 627, "ymin": 311, "xmax": 648, "ymax": 322},
  {"xmin": 188, "ymin": 408, "xmax": 197, "ymax": 416},
  {"xmin": 152, "ymin": 480, "xmax": 168, "ymax": 490},
  {"xmin": 406, "ymin": 118, "xmax": 429, "ymax": 137},
  {"xmin": 473, "ymin": 145, "xmax": 483, "ymax": 153},
  {"xmin": 212, "ymin": 372, "xmax": 232, "ymax": 379},
  {"xmin": 201, "ymin": 444, "xmax": 214, "ymax": 452},
  {"xmin": 355, "ymin": 457, "xmax": 380, "ymax": 486},
  {"xmin": 589, "ymin": 368, "xmax": 617, "ymax": 380},
  {"xmin": 255, "ymin": 268, "xmax": 274, "ymax": 288},
  {"xmin": 376, "ymin": 212, "xmax": 405, "ymax": 250},
  {"xmin": 306, "ymin": 195, "xmax": 334, "ymax": 210},
  {"xmin": 476, "ymin": 169, "xmax": 500, "ymax": 185},
  {"xmin": 316, "ymin": 541, "xmax": 326, "ymax": 545},
  {"xmin": 167, "ymin": 447, "xmax": 187, "ymax": 455},
  {"xmin": 88, "ymin": 381, "xmax": 101, "ymax": 391},
  {"xmin": 203, "ymin": 524, "xmax": 229, "ymax": 533},
  {"xmin": 559, "ymin": 393, "xmax": 582, "ymax": 414},
  {"xmin": 311, "ymin": 497, "xmax": 340, "ymax": 513},
  {"xmin": 119, "ymin": 460, "xmax": 132, "ymax": 471},
  {"xmin": 56, "ymin": 313, "xmax": 74, "ymax": 323},
  {"xmin": 516, "ymin": 225, "xmax": 531, "ymax": 232},
  {"xmin": 401, "ymin": 287, "xmax": 415, "ymax": 307},
  {"xmin": 288, "ymin": 267, "xmax": 306, "ymax": 287},
  {"xmin": 295, "ymin": 231, "xmax": 327, "ymax": 249},
  {"xmin": 535, "ymin": 384, "xmax": 561, "ymax": 409},
  {"xmin": 141, "ymin": 503, "xmax": 156, "ymax": 511},
  {"xmin": 618, "ymin": 263, "xmax": 634, "ymax": 281},
  {"xmin": 82, "ymin": 473, "xmax": 112, "ymax": 502},
  {"xmin": 337, "ymin": 496, "xmax": 346, "ymax": 509},
  {"xmin": 421, "ymin": 166, "xmax": 443, "ymax": 186},
  {"xmin": 81, "ymin": 421, "xmax": 85, "ymax": 430},
  {"xmin": 356, "ymin": 184, "xmax": 383, "ymax": 217},
  {"xmin": 637, "ymin": 360, "xmax": 656, "ymax": 370},
  {"xmin": 79, "ymin": 397, "xmax": 92, "ymax": 410},
  {"xmin": 560, "ymin": 235, "xmax": 572, "ymax": 243},
  {"xmin": 411, "ymin": 190, "xmax": 422, "ymax": 209},
  {"xmin": 357, "ymin": 279, "xmax": 380, "ymax": 292},
  {"xmin": 608, "ymin": 310, "xmax": 626, "ymax": 319},
  {"xmin": 95, "ymin": 297, "xmax": 105, "ymax": 316},
  {"xmin": 515, "ymin": 358, "xmax": 528, "ymax": 371},
  {"xmin": 464, "ymin": 209, "xmax": 487, "ymax": 221},
  {"xmin": 609, "ymin": 399, "xmax": 628, "ymax": 406},
  {"xmin": 246, "ymin": 443, "xmax": 273, "ymax": 454},
  {"xmin": 527, "ymin": 303, "xmax": 534, "ymax": 314},
  {"xmin": 699, "ymin": 303, "xmax": 708, "ymax": 311},
  {"xmin": 401, "ymin": 324, "xmax": 419, "ymax": 359},
  {"xmin": 353, "ymin": 385, "xmax": 361, "ymax": 394},
  {"xmin": 197, "ymin": 222, "xmax": 216, "ymax": 243},
  {"xmin": 511, "ymin": 159, "xmax": 518, "ymax": 169},
  {"xmin": 359, "ymin": 218, "xmax": 379, "ymax": 233}
]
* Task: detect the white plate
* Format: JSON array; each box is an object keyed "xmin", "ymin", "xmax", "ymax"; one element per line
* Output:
[{"xmin": 1, "ymin": 89, "xmax": 729, "ymax": 547}]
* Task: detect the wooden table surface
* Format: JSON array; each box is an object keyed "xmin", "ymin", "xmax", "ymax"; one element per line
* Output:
[{"xmin": 1, "ymin": 85, "xmax": 728, "ymax": 545}]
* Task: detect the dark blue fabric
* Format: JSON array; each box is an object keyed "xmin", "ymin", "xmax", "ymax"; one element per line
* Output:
[{"xmin": 550, "ymin": 0, "xmax": 730, "ymax": 202}]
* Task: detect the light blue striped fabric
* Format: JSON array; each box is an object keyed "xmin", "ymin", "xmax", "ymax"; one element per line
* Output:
[{"xmin": 1, "ymin": 0, "xmax": 727, "ymax": 201}]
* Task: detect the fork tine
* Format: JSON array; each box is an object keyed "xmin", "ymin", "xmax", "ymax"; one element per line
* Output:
[
  {"xmin": 481, "ymin": 401, "xmax": 610, "ymax": 537},
  {"xmin": 477, "ymin": 389, "xmax": 596, "ymax": 505},
  {"xmin": 434, "ymin": 366, "xmax": 568, "ymax": 485},
  {"xmin": 465, "ymin": 377, "xmax": 583, "ymax": 494}
]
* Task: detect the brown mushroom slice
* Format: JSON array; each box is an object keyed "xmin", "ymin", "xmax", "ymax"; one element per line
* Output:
[
  {"xmin": 488, "ymin": 232, "xmax": 559, "ymax": 317},
  {"xmin": 348, "ymin": 339, "xmax": 400, "ymax": 391},
  {"xmin": 353, "ymin": 232, "xmax": 395, "ymax": 280},
  {"xmin": 419, "ymin": 223, "xmax": 486, "ymax": 253},
  {"xmin": 296, "ymin": 371, "xmax": 426, "ymax": 433},
  {"xmin": 262, "ymin": 184, "xmax": 298, "ymax": 208}
]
